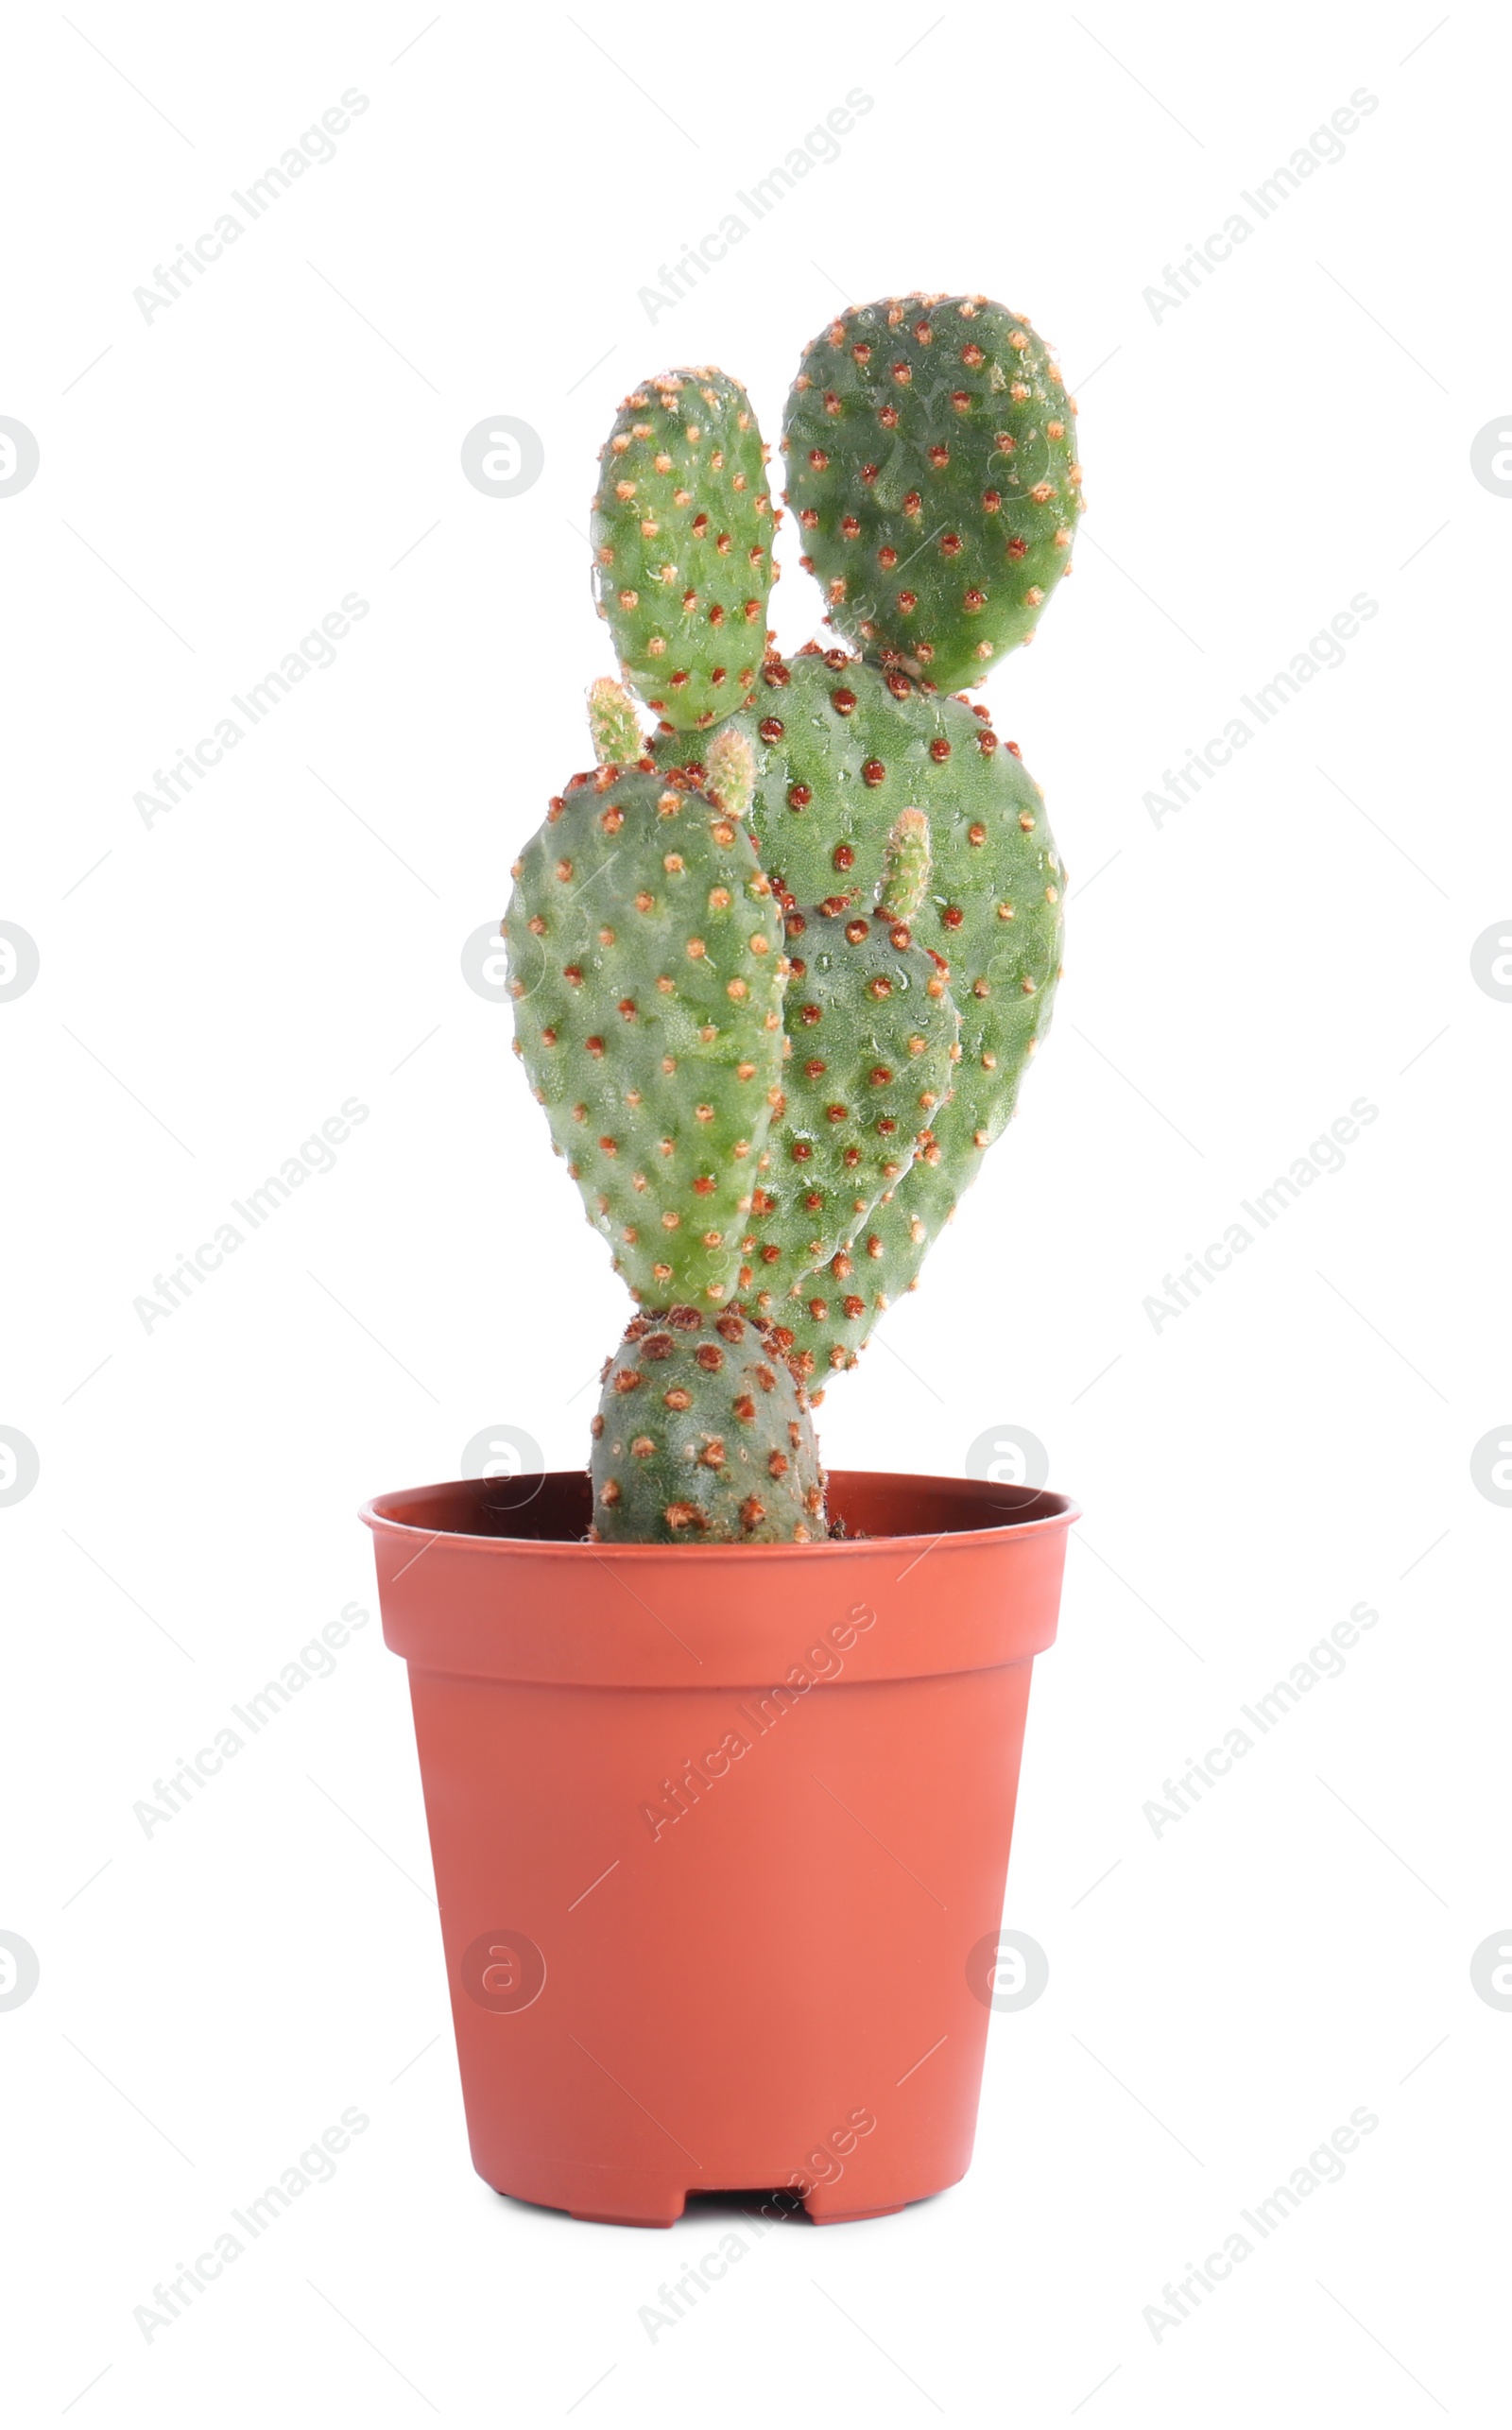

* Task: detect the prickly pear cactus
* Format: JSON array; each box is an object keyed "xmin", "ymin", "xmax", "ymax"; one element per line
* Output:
[
  {"xmin": 504, "ymin": 297, "xmax": 1081, "ymax": 1536},
  {"xmin": 590, "ymin": 1307, "xmax": 825, "ymax": 1542},
  {"xmin": 505, "ymin": 766, "xmax": 786, "ymax": 1308},
  {"xmin": 782, "ymin": 296, "xmax": 1082, "ymax": 690},
  {"xmin": 591, "ymin": 370, "xmax": 775, "ymax": 732}
]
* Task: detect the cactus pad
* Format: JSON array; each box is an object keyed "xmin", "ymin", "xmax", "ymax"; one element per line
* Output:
[
  {"xmin": 505, "ymin": 766, "xmax": 787, "ymax": 1307},
  {"xmin": 659, "ymin": 654, "xmax": 1063, "ymax": 1080},
  {"xmin": 740, "ymin": 901, "xmax": 960, "ymax": 1318},
  {"xmin": 590, "ymin": 1306, "xmax": 826, "ymax": 1542},
  {"xmin": 782, "ymin": 296, "xmax": 1082, "ymax": 689},
  {"xmin": 592, "ymin": 369, "xmax": 775, "ymax": 732},
  {"xmin": 655, "ymin": 649, "xmax": 1063, "ymax": 1378},
  {"xmin": 779, "ymin": 1093, "xmax": 993, "ymax": 1385}
]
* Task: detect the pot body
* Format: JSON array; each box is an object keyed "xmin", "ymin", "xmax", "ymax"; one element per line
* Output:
[{"xmin": 363, "ymin": 1468, "xmax": 1075, "ymax": 2227}]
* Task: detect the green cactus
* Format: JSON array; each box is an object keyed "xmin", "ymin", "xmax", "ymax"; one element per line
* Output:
[
  {"xmin": 503, "ymin": 293, "xmax": 1080, "ymax": 1538},
  {"xmin": 782, "ymin": 295, "xmax": 1082, "ymax": 691},
  {"xmin": 591, "ymin": 1306, "xmax": 825, "ymax": 1542},
  {"xmin": 505, "ymin": 765, "xmax": 787, "ymax": 1308},
  {"xmin": 592, "ymin": 369, "xmax": 775, "ymax": 732}
]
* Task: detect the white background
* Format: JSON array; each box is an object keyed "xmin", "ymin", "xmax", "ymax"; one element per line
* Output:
[{"xmin": 3, "ymin": 2, "xmax": 1508, "ymax": 2421}]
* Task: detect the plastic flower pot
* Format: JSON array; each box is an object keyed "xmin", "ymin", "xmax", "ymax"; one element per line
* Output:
[{"xmin": 361, "ymin": 1466, "xmax": 1075, "ymax": 2228}]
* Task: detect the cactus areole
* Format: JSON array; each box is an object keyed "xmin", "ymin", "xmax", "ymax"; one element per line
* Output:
[{"xmin": 362, "ymin": 289, "xmax": 1082, "ymax": 2232}]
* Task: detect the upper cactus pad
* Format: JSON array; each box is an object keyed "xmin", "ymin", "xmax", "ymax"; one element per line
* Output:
[
  {"xmin": 592, "ymin": 369, "xmax": 775, "ymax": 732},
  {"xmin": 505, "ymin": 766, "xmax": 786, "ymax": 1307},
  {"xmin": 782, "ymin": 296, "xmax": 1082, "ymax": 689}
]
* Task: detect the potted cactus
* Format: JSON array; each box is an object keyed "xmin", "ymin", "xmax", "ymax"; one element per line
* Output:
[{"xmin": 364, "ymin": 293, "xmax": 1082, "ymax": 2226}]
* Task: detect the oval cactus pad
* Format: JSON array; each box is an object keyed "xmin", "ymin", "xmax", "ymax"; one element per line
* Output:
[
  {"xmin": 592, "ymin": 368, "xmax": 775, "ymax": 732},
  {"xmin": 782, "ymin": 295, "xmax": 1082, "ymax": 689}
]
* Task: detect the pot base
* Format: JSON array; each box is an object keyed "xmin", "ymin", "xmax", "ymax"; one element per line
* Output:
[
  {"xmin": 557, "ymin": 2200, "xmax": 916, "ymax": 2228},
  {"xmin": 803, "ymin": 2198, "xmax": 912, "ymax": 2225},
  {"xmin": 488, "ymin": 2161, "xmax": 954, "ymax": 2229},
  {"xmin": 539, "ymin": 2185, "xmax": 941, "ymax": 2229}
]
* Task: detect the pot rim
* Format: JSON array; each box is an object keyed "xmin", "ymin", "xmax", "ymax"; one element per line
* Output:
[{"xmin": 360, "ymin": 1466, "xmax": 1080, "ymax": 1560}]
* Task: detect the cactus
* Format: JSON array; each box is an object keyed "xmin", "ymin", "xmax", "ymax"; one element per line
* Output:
[
  {"xmin": 782, "ymin": 296, "xmax": 1082, "ymax": 690},
  {"xmin": 590, "ymin": 1306, "xmax": 825, "ymax": 1542},
  {"xmin": 502, "ymin": 295, "xmax": 1081, "ymax": 1538},
  {"xmin": 592, "ymin": 369, "xmax": 775, "ymax": 732}
]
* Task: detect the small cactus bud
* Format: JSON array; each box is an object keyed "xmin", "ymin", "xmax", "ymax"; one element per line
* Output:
[
  {"xmin": 879, "ymin": 808, "xmax": 931, "ymax": 922},
  {"xmin": 705, "ymin": 725, "xmax": 756, "ymax": 819},
  {"xmin": 587, "ymin": 677, "xmax": 643, "ymax": 767}
]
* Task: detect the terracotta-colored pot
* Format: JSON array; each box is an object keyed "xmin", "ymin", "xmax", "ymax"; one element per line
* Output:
[{"xmin": 361, "ymin": 1468, "xmax": 1075, "ymax": 2227}]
